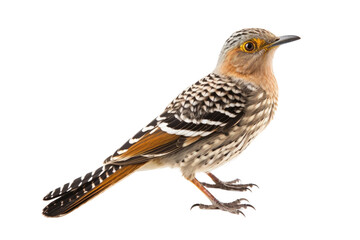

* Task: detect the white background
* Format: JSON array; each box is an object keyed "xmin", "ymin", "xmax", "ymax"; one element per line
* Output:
[{"xmin": 1, "ymin": 0, "xmax": 359, "ymax": 239}]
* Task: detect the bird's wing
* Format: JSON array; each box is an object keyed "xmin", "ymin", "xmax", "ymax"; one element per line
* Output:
[{"xmin": 105, "ymin": 74, "xmax": 258, "ymax": 165}]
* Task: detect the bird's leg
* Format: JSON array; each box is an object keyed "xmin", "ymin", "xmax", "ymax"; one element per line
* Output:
[
  {"xmin": 200, "ymin": 172, "xmax": 258, "ymax": 192},
  {"xmin": 189, "ymin": 178, "xmax": 254, "ymax": 215}
]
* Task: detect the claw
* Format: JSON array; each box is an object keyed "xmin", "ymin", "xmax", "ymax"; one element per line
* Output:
[
  {"xmin": 191, "ymin": 203, "xmax": 218, "ymax": 210},
  {"xmin": 238, "ymin": 198, "xmax": 249, "ymax": 203},
  {"xmin": 238, "ymin": 210, "xmax": 246, "ymax": 217},
  {"xmin": 247, "ymin": 204, "xmax": 256, "ymax": 210},
  {"xmin": 190, "ymin": 204, "xmax": 199, "ymax": 210}
]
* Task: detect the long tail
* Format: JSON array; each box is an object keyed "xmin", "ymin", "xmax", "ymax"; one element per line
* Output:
[{"xmin": 43, "ymin": 163, "xmax": 145, "ymax": 217}]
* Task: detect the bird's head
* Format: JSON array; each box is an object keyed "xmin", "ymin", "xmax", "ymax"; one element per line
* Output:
[{"xmin": 215, "ymin": 28, "xmax": 300, "ymax": 95}]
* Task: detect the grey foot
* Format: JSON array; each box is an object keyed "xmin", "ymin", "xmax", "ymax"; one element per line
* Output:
[
  {"xmin": 191, "ymin": 198, "xmax": 255, "ymax": 215},
  {"xmin": 200, "ymin": 179, "xmax": 258, "ymax": 192}
]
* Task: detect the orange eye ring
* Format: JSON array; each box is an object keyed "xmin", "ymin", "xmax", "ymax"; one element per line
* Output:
[{"xmin": 243, "ymin": 41, "xmax": 257, "ymax": 53}]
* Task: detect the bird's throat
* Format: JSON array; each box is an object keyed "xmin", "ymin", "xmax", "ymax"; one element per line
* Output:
[{"xmin": 216, "ymin": 48, "xmax": 279, "ymax": 98}]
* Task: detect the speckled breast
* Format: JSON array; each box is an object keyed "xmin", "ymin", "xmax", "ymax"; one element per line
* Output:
[{"xmin": 179, "ymin": 88, "xmax": 277, "ymax": 176}]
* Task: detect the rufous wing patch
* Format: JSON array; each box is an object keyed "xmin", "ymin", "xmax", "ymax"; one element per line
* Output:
[{"xmin": 117, "ymin": 129, "xmax": 181, "ymax": 159}]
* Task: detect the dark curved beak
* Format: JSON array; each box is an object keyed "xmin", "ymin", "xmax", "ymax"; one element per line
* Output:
[{"xmin": 269, "ymin": 35, "xmax": 300, "ymax": 48}]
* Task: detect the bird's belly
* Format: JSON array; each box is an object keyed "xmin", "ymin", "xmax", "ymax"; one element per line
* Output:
[{"xmin": 189, "ymin": 135, "xmax": 250, "ymax": 173}]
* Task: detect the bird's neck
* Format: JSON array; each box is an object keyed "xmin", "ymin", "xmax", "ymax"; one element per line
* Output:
[{"xmin": 214, "ymin": 49, "xmax": 279, "ymax": 99}]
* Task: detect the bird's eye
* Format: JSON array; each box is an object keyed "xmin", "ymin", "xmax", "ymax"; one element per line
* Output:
[{"xmin": 243, "ymin": 41, "xmax": 256, "ymax": 52}]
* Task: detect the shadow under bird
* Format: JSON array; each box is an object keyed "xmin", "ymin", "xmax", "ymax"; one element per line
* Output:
[{"xmin": 43, "ymin": 28, "xmax": 300, "ymax": 217}]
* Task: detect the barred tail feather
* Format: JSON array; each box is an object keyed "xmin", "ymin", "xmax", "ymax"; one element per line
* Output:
[{"xmin": 42, "ymin": 163, "xmax": 145, "ymax": 217}]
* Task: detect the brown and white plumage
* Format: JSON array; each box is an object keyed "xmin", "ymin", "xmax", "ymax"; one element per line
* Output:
[{"xmin": 43, "ymin": 28, "xmax": 299, "ymax": 217}]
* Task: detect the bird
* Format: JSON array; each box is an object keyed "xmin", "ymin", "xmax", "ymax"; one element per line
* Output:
[{"xmin": 42, "ymin": 28, "xmax": 300, "ymax": 217}]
